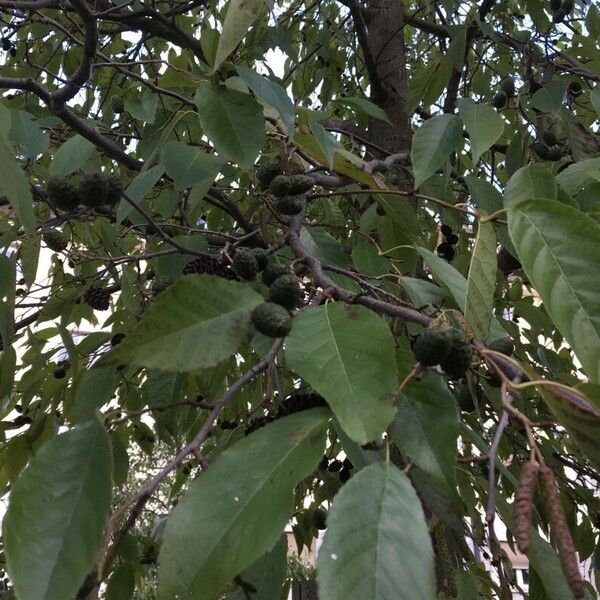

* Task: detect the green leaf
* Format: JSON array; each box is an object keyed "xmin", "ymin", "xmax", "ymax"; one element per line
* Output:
[
  {"xmin": 556, "ymin": 156, "xmax": 600, "ymax": 196},
  {"xmin": 285, "ymin": 303, "xmax": 397, "ymax": 444},
  {"xmin": 49, "ymin": 135, "xmax": 96, "ymax": 177},
  {"xmin": 591, "ymin": 87, "xmax": 600, "ymax": 118},
  {"xmin": 529, "ymin": 534, "xmax": 576, "ymax": 600},
  {"xmin": 226, "ymin": 535, "xmax": 287, "ymax": 600},
  {"xmin": 411, "ymin": 114, "xmax": 462, "ymax": 188},
  {"xmin": 103, "ymin": 275, "xmax": 263, "ymax": 372},
  {"xmin": 0, "ymin": 101, "xmax": 11, "ymax": 137},
  {"xmin": 117, "ymin": 164, "xmax": 165, "ymax": 223},
  {"xmin": 4, "ymin": 419, "xmax": 112, "ymax": 600},
  {"xmin": 537, "ymin": 385, "xmax": 600, "ymax": 468},
  {"xmin": 125, "ymin": 92, "xmax": 158, "ymax": 124},
  {"xmin": 317, "ymin": 462, "xmax": 435, "ymax": 600},
  {"xmin": 508, "ymin": 198, "xmax": 600, "ymax": 383},
  {"xmin": 352, "ymin": 239, "xmax": 390, "ymax": 277},
  {"xmin": 586, "ymin": 5, "xmax": 600, "ymax": 38},
  {"xmin": 465, "ymin": 174, "xmax": 503, "ymax": 214},
  {"xmin": 0, "ymin": 346, "xmax": 17, "ymax": 399},
  {"xmin": 160, "ymin": 141, "xmax": 223, "ymax": 190},
  {"xmin": 505, "ymin": 131, "xmax": 527, "ymax": 178},
  {"xmin": 237, "ymin": 66, "xmax": 295, "ymax": 135},
  {"xmin": 530, "ymin": 79, "xmax": 568, "ymax": 113},
  {"xmin": 0, "ymin": 253, "xmax": 15, "ymax": 299},
  {"xmin": 457, "ymin": 98, "xmax": 504, "ymax": 164},
  {"xmin": 505, "ymin": 163, "xmax": 557, "ymax": 207},
  {"xmin": 465, "ymin": 218, "xmax": 497, "ymax": 340},
  {"xmin": 195, "ymin": 83, "xmax": 265, "ymax": 168},
  {"xmin": 73, "ymin": 366, "xmax": 119, "ymax": 423},
  {"xmin": 416, "ymin": 247, "xmax": 506, "ymax": 343},
  {"xmin": 335, "ymin": 97, "xmax": 391, "ymax": 123},
  {"xmin": 308, "ymin": 116, "xmax": 337, "ymax": 169},
  {"xmin": 158, "ymin": 409, "xmax": 329, "ymax": 599},
  {"xmin": 400, "ymin": 276, "xmax": 448, "ymax": 306},
  {"xmin": 0, "ymin": 135, "xmax": 35, "ymax": 235},
  {"xmin": 373, "ymin": 193, "xmax": 420, "ymax": 241},
  {"xmin": 105, "ymin": 563, "xmax": 136, "ymax": 600},
  {"xmin": 465, "ymin": 174, "xmax": 515, "ymax": 255},
  {"xmin": 391, "ymin": 374, "xmax": 460, "ymax": 503},
  {"xmin": 562, "ymin": 109, "xmax": 599, "ymax": 161},
  {"xmin": 213, "ymin": 0, "xmax": 268, "ymax": 72},
  {"xmin": 299, "ymin": 226, "xmax": 348, "ymax": 267},
  {"xmin": 9, "ymin": 110, "xmax": 49, "ymax": 160}
]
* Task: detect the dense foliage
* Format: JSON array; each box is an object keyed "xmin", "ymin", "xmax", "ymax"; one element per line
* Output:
[{"xmin": 0, "ymin": 0, "xmax": 600, "ymax": 598}]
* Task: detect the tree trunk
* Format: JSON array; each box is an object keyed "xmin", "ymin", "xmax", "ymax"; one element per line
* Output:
[{"xmin": 366, "ymin": 0, "xmax": 411, "ymax": 154}]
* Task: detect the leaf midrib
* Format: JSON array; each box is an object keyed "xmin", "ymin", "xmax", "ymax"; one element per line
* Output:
[
  {"xmin": 185, "ymin": 417, "xmax": 326, "ymax": 595},
  {"xmin": 44, "ymin": 425, "xmax": 104, "ymax": 599},
  {"xmin": 518, "ymin": 208, "xmax": 600, "ymax": 347}
]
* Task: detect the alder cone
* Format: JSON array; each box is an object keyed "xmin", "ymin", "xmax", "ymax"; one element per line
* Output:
[
  {"xmin": 412, "ymin": 328, "xmax": 451, "ymax": 366},
  {"xmin": 275, "ymin": 196, "xmax": 303, "ymax": 216},
  {"xmin": 439, "ymin": 327, "xmax": 473, "ymax": 378},
  {"xmin": 251, "ymin": 302, "xmax": 292, "ymax": 338},
  {"xmin": 232, "ymin": 250, "xmax": 258, "ymax": 280},
  {"xmin": 84, "ymin": 286, "xmax": 110, "ymax": 311},
  {"xmin": 261, "ymin": 260, "xmax": 289, "ymax": 286},
  {"xmin": 514, "ymin": 461, "xmax": 539, "ymax": 553},
  {"xmin": 78, "ymin": 173, "xmax": 110, "ymax": 208},
  {"xmin": 46, "ymin": 177, "xmax": 80, "ymax": 211},
  {"xmin": 268, "ymin": 274, "xmax": 302, "ymax": 310},
  {"xmin": 539, "ymin": 465, "xmax": 586, "ymax": 598},
  {"xmin": 42, "ymin": 228, "xmax": 68, "ymax": 252},
  {"xmin": 182, "ymin": 255, "xmax": 237, "ymax": 279}
]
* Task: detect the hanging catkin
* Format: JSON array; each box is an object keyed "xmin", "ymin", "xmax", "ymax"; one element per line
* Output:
[
  {"xmin": 514, "ymin": 461, "xmax": 539, "ymax": 553},
  {"xmin": 539, "ymin": 465, "xmax": 586, "ymax": 599},
  {"xmin": 434, "ymin": 523, "xmax": 457, "ymax": 598}
]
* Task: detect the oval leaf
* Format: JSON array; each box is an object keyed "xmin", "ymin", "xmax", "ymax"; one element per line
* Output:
[
  {"xmin": 237, "ymin": 66, "xmax": 295, "ymax": 135},
  {"xmin": 195, "ymin": 83, "xmax": 265, "ymax": 168},
  {"xmin": 391, "ymin": 374, "xmax": 460, "ymax": 504},
  {"xmin": 416, "ymin": 246, "xmax": 506, "ymax": 343},
  {"xmin": 530, "ymin": 79, "xmax": 568, "ymax": 113},
  {"xmin": 0, "ymin": 135, "xmax": 35, "ymax": 235},
  {"xmin": 539, "ymin": 385, "xmax": 600, "ymax": 468},
  {"xmin": 160, "ymin": 141, "xmax": 223, "ymax": 190},
  {"xmin": 465, "ymin": 218, "xmax": 497, "ymax": 340},
  {"xmin": 411, "ymin": 114, "xmax": 462, "ymax": 188},
  {"xmin": 4, "ymin": 419, "xmax": 112, "ymax": 600},
  {"xmin": 285, "ymin": 303, "xmax": 398, "ymax": 444},
  {"xmin": 317, "ymin": 462, "xmax": 435, "ymax": 600},
  {"xmin": 458, "ymin": 98, "xmax": 504, "ymax": 164},
  {"xmin": 226, "ymin": 535, "xmax": 287, "ymax": 600},
  {"xmin": 508, "ymin": 198, "xmax": 600, "ymax": 383},
  {"xmin": 49, "ymin": 134, "xmax": 96, "ymax": 177},
  {"xmin": 213, "ymin": 0, "xmax": 267, "ymax": 72},
  {"xmin": 158, "ymin": 408, "xmax": 329, "ymax": 599},
  {"xmin": 103, "ymin": 275, "xmax": 263, "ymax": 372},
  {"xmin": 505, "ymin": 163, "xmax": 557, "ymax": 208}
]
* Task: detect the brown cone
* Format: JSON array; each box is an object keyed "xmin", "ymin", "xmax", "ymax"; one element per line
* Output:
[
  {"xmin": 514, "ymin": 461, "xmax": 539, "ymax": 553},
  {"xmin": 539, "ymin": 465, "xmax": 586, "ymax": 598}
]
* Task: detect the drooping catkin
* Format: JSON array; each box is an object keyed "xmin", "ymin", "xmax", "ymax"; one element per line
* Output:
[
  {"xmin": 539, "ymin": 465, "xmax": 586, "ymax": 599},
  {"xmin": 514, "ymin": 461, "xmax": 539, "ymax": 553},
  {"xmin": 434, "ymin": 523, "xmax": 457, "ymax": 598}
]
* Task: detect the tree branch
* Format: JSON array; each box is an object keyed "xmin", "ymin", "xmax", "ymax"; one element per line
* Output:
[{"xmin": 98, "ymin": 339, "xmax": 283, "ymax": 583}]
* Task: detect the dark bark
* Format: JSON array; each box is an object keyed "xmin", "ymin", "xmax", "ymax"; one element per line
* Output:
[{"xmin": 365, "ymin": 0, "xmax": 411, "ymax": 154}]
